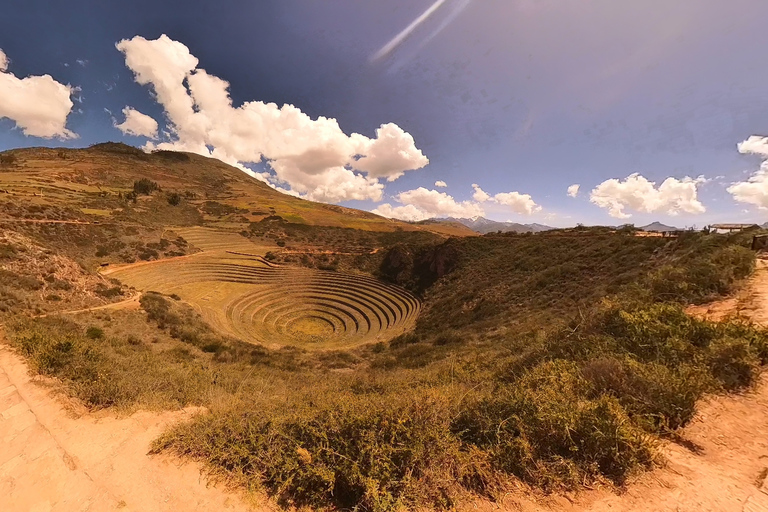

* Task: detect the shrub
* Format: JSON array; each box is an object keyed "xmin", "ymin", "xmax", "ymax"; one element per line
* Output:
[
  {"xmin": 140, "ymin": 293, "xmax": 180, "ymax": 328},
  {"xmin": 0, "ymin": 243, "xmax": 18, "ymax": 259},
  {"xmin": 86, "ymin": 326, "xmax": 105, "ymax": 340},
  {"xmin": 0, "ymin": 153, "xmax": 17, "ymax": 167},
  {"xmin": 454, "ymin": 361, "xmax": 654, "ymax": 488},
  {"xmin": 166, "ymin": 192, "xmax": 182, "ymax": 206},
  {"xmin": 0, "ymin": 269, "xmax": 43, "ymax": 291},
  {"xmin": 133, "ymin": 178, "xmax": 159, "ymax": 195},
  {"xmin": 154, "ymin": 392, "xmax": 496, "ymax": 512}
]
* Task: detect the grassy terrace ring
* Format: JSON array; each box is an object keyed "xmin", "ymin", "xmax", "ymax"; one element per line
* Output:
[
  {"xmin": 108, "ymin": 252, "xmax": 420, "ymax": 349},
  {"xmin": 225, "ymin": 267, "xmax": 420, "ymax": 346}
]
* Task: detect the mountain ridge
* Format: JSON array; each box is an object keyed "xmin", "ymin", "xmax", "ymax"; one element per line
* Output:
[{"xmin": 444, "ymin": 216, "xmax": 554, "ymax": 234}]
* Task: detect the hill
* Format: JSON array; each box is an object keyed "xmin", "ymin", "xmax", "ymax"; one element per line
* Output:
[
  {"xmin": 1, "ymin": 143, "xmax": 768, "ymax": 511},
  {"xmin": 445, "ymin": 216, "xmax": 554, "ymax": 234},
  {"xmin": 640, "ymin": 221, "xmax": 681, "ymax": 232},
  {"xmin": 0, "ymin": 143, "xmax": 465, "ymax": 236}
]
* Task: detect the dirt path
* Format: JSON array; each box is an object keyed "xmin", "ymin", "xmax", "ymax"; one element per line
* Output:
[
  {"xmin": 0, "ymin": 343, "xmax": 266, "ymax": 512},
  {"xmin": 36, "ymin": 293, "xmax": 143, "ymax": 319},
  {"xmin": 482, "ymin": 373, "xmax": 768, "ymax": 512}
]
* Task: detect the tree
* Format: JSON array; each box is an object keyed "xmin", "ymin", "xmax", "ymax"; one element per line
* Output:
[{"xmin": 167, "ymin": 192, "xmax": 181, "ymax": 206}]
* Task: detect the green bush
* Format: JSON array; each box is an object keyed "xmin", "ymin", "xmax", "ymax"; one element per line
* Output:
[
  {"xmin": 133, "ymin": 178, "xmax": 159, "ymax": 195},
  {"xmin": 86, "ymin": 326, "xmax": 105, "ymax": 340},
  {"xmin": 154, "ymin": 392, "xmax": 497, "ymax": 512},
  {"xmin": 454, "ymin": 361, "xmax": 654, "ymax": 488},
  {"xmin": 166, "ymin": 192, "xmax": 181, "ymax": 206}
]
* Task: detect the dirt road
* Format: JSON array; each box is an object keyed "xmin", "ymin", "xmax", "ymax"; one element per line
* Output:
[{"xmin": 0, "ymin": 344, "xmax": 264, "ymax": 512}]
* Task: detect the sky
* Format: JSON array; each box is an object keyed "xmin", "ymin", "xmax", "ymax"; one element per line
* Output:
[{"xmin": 2, "ymin": 0, "xmax": 768, "ymax": 228}]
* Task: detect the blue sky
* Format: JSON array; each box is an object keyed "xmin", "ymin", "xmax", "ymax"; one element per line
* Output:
[{"xmin": 2, "ymin": 0, "xmax": 768, "ymax": 227}]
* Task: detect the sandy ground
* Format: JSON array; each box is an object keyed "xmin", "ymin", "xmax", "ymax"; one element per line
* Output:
[
  {"xmin": 0, "ymin": 344, "xmax": 266, "ymax": 512},
  {"xmin": 3, "ymin": 263, "xmax": 768, "ymax": 511}
]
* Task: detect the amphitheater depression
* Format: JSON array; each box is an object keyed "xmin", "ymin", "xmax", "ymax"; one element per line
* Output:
[{"xmin": 105, "ymin": 228, "xmax": 420, "ymax": 349}]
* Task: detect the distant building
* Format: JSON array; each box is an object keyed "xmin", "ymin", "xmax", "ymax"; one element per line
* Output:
[{"xmin": 709, "ymin": 223, "xmax": 760, "ymax": 234}]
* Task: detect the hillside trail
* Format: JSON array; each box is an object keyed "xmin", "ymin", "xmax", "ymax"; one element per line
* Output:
[
  {"xmin": 35, "ymin": 292, "xmax": 143, "ymax": 319},
  {"xmin": 0, "ymin": 334, "xmax": 269, "ymax": 512},
  {"xmin": 470, "ymin": 259, "xmax": 768, "ymax": 512}
]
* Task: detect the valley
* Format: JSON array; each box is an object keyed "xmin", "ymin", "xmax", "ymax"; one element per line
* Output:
[{"xmin": 1, "ymin": 145, "xmax": 767, "ymax": 512}]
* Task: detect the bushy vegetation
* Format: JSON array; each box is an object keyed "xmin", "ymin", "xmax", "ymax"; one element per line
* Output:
[
  {"xmin": 3, "ymin": 226, "xmax": 768, "ymax": 511},
  {"xmin": 133, "ymin": 178, "xmax": 160, "ymax": 195}
]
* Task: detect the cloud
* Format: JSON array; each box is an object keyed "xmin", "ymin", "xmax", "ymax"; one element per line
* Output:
[
  {"xmin": 114, "ymin": 106, "xmax": 158, "ymax": 138},
  {"xmin": 727, "ymin": 162, "xmax": 768, "ymax": 209},
  {"xmin": 116, "ymin": 34, "xmax": 428, "ymax": 203},
  {"xmin": 471, "ymin": 183, "xmax": 490, "ymax": 202},
  {"xmin": 727, "ymin": 135, "xmax": 768, "ymax": 209},
  {"xmin": 434, "ymin": 180, "xmax": 447, "ymax": 188},
  {"xmin": 492, "ymin": 191, "xmax": 541, "ymax": 215},
  {"xmin": 372, "ymin": 187, "xmax": 484, "ymax": 221},
  {"xmin": 472, "ymin": 183, "xmax": 541, "ymax": 215},
  {"xmin": 590, "ymin": 173, "xmax": 706, "ymax": 219},
  {"xmin": 0, "ymin": 48, "xmax": 76, "ymax": 139},
  {"xmin": 737, "ymin": 135, "xmax": 768, "ymax": 158},
  {"xmin": 567, "ymin": 184, "xmax": 580, "ymax": 197}
]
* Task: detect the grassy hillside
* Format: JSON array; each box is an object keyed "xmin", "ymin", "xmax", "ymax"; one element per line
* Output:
[
  {"xmin": 1, "ymin": 145, "xmax": 767, "ymax": 512},
  {"xmin": 2, "ymin": 218, "xmax": 766, "ymax": 510},
  {"xmin": 0, "ymin": 143, "xmax": 474, "ymax": 236}
]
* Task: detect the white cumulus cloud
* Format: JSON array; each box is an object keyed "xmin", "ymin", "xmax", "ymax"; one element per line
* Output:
[
  {"xmin": 727, "ymin": 162, "xmax": 768, "ymax": 209},
  {"xmin": 0, "ymin": 48, "xmax": 76, "ymax": 139},
  {"xmin": 471, "ymin": 183, "xmax": 490, "ymax": 202},
  {"xmin": 590, "ymin": 173, "xmax": 706, "ymax": 219},
  {"xmin": 737, "ymin": 135, "xmax": 768, "ymax": 158},
  {"xmin": 116, "ymin": 34, "xmax": 428, "ymax": 203},
  {"xmin": 472, "ymin": 183, "xmax": 541, "ymax": 215},
  {"xmin": 567, "ymin": 184, "xmax": 580, "ymax": 198},
  {"xmin": 434, "ymin": 180, "xmax": 447, "ymax": 188},
  {"xmin": 372, "ymin": 187, "xmax": 484, "ymax": 221},
  {"xmin": 728, "ymin": 135, "xmax": 768, "ymax": 209},
  {"xmin": 114, "ymin": 106, "xmax": 158, "ymax": 138},
  {"xmin": 492, "ymin": 191, "xmax": 541, "ymax": 215}
]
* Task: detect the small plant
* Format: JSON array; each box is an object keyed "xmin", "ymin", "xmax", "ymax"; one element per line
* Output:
[
  {"xmin": 133, "ymin": 178, "xmax": 159, "ymax": 195},
  {"xmin": 0, "ymin": 153, "xmax": 17, "ymax": 167},
  {"xmin": 166, "ymin": 192, "xmax": 182, "ymax": 206},
  {"xmin": 86, "ymin": 326, "xmax": 105, "ymax": 340}
]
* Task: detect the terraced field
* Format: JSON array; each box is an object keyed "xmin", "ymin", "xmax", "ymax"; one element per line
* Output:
[{"xmin": 107, "ymin": 228, "xmax": 420, "ymax": 349}]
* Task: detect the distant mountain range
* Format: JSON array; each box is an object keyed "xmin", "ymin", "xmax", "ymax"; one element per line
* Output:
[
  {"xmin": 444, "ymin": 216, "xmax": 555, "ymax": 234},
  {"xmin": 638, "ymin": 222, "xmax": 681, "ymax": 232}
]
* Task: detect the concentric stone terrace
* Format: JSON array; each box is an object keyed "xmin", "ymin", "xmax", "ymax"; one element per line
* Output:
[
  {"xmin": 220, "ymin": 266, "xmax": 419, "ymax": 346},
  {"xmin": 107, "ymin": 245, "xmax": 420, "ymax": 349}
]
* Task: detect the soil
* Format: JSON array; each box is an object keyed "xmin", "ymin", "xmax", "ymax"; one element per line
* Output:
[{"xmin": 0, "ymin": 341, "xmax": 268, "ymax": 511}]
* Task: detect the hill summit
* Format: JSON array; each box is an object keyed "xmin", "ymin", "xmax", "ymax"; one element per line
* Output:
[
  {"xmin": 639, "ymin": 221, "xmax": 681, "ymax": 232},
  {"xmin": 444, "ymin": 216, "xmax": 553, "ymax": 234}
]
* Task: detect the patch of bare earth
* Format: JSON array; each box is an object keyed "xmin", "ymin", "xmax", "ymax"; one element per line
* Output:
[{"xmin": 0, "ymin": 344, "xmax": 268, "ymax": 512}]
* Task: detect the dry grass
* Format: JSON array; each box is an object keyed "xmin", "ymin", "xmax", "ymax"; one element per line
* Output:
[{"xmin": 108, "ymin": 229, "xmax": 420, "ymax": 350}]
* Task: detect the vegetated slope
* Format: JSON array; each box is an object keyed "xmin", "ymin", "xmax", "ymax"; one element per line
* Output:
[
  {"xmin": 377, "ymin": 228, "xmax": 757, "ymax": 345},
  {"xmin": 0, "ymin": 142, "xmax": 465, "ymax": 236},
  {"xmin": 2, "ymin": 203, "xmax": 768, "ymax": 512}
]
